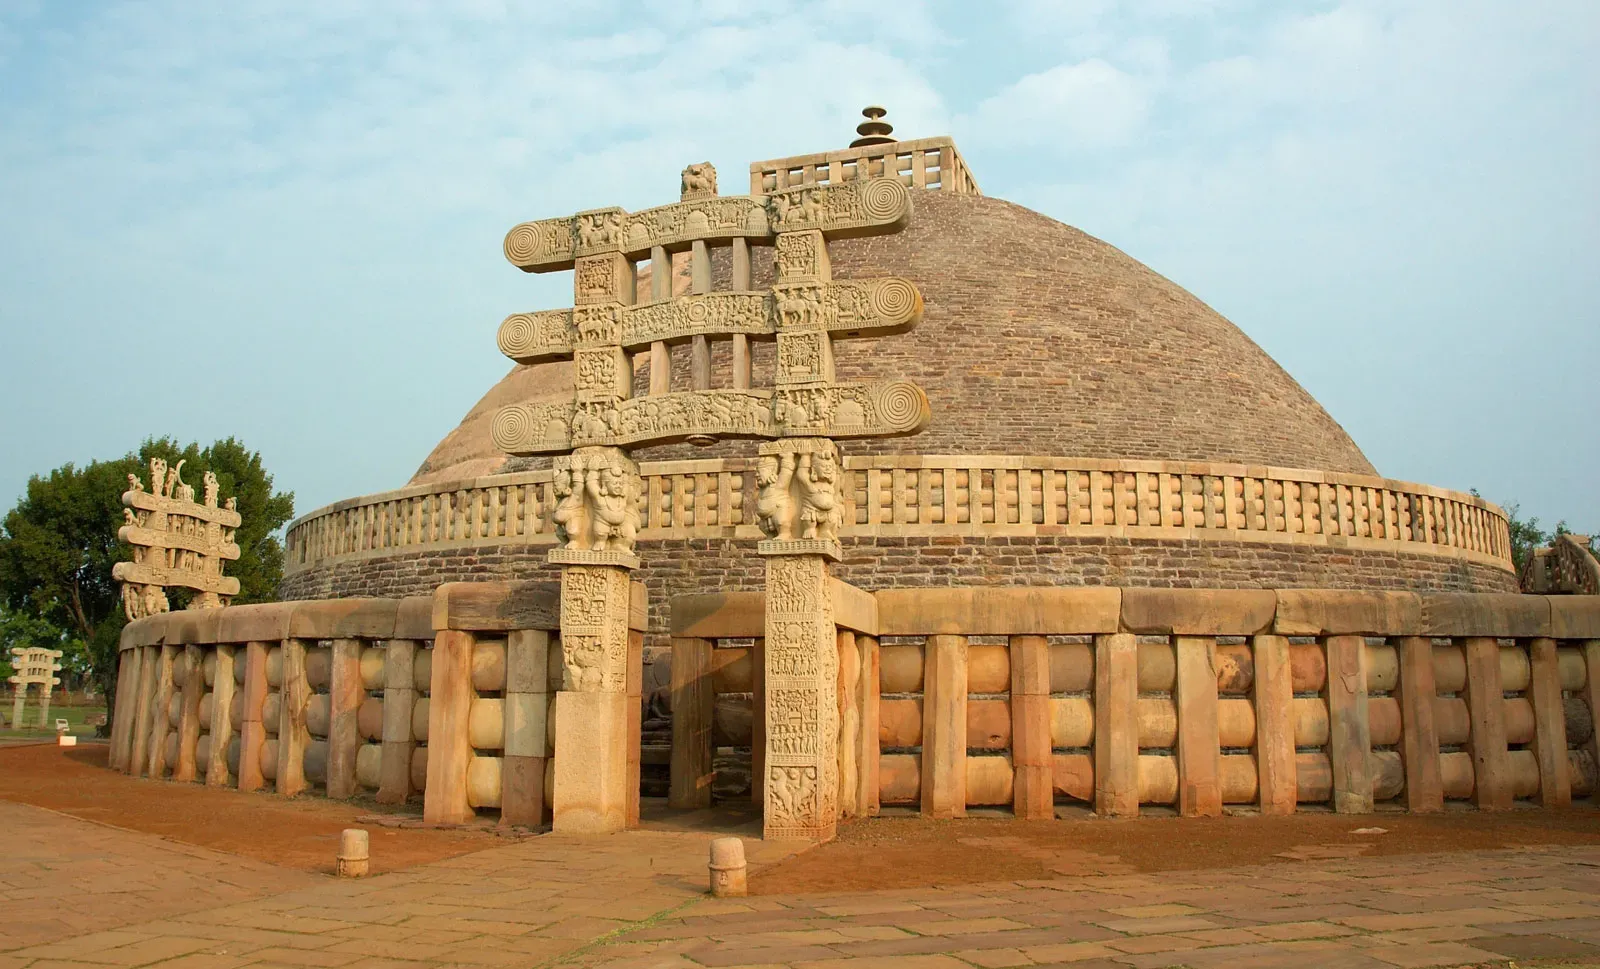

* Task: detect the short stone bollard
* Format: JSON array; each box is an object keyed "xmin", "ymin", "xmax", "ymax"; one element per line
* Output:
[
  {"xmin": 336, "ymin": 829, "xmax": 369, "ymax": 877},
  {"xmin": 708, "ymin": 837, "xmax": 747, "ymax": 897}
]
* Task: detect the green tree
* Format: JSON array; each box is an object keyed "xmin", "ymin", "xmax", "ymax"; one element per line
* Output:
[{"xmin": 0, "ymin": 437, "xmax": 293, "ymax": 729}]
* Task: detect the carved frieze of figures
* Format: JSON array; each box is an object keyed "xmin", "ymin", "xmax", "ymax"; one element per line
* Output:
[
  {"xmin": 757, "ymin": 440, "xmax": 844, "ymax": 546},
  {"xmin": 550, "ymin": 447, "xmax": 641, "ymax": 556},
  {"xmin": 496, "ymin": 280, "xmax": 920, "ymax": 365},
  {"xmin": 504, "ymin": 196, "xmax": 769, "ymax": 271},
  {"xmin": 557, "ymin": 565, "xmax": 630, "ymax": 692},
  {"xmin": 493, "ymin": 381, "xmax": 929, "ymax": 455},
  {"xmin": 766, "ymin": 177, "xmax": 912, "ymax": 237},
  {"xmin": 680, "ymin": 161, "xmax": 717, "ymax": 199},
  {"xmin": 115, "ymin": 457, "xmax": 242, "ymax": 621},
  {"xmin": 502, "ymin": 176, "xmax": 913, "ymax": 272}
]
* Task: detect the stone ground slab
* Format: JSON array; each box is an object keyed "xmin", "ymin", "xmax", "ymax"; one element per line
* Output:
[{"xmin": 5, "ymin": 799, "xmax": 1600, "ymax": 969}]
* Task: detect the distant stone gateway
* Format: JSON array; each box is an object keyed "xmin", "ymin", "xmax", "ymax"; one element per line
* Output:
[{"xmin": 112, "ymin": 110, "xmax": 1598, "ymax": 837}]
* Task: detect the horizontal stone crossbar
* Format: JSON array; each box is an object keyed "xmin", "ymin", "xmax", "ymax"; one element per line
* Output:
[{"xmin": 669, "ymin": 587, "xmax": 1600, "ymax": 640}]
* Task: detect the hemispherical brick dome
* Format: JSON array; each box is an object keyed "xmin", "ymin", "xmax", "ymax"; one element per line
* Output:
[{"xmin": 411, "ymin": 191, "xmax": 1374, "ymax": 485}]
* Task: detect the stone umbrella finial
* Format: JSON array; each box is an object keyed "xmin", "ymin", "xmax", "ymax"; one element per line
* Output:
[{"xmin": 850, "ymin": 106, "xmax": 896, "ymax": 148}]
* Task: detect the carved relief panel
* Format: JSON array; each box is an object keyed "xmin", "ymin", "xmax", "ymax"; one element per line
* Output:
[
  {"xmin": 762, "ymin": 554, "xmax": 838, "ymax": 840},
  {"xmin": 558, "ymin": 564, "xmax": 632, "ymax": 692}
]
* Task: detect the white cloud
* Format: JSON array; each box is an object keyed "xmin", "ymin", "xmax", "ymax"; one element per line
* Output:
[{"xmin": 967, "ymin": 58, "xmax": 1150, "ymax": 149}]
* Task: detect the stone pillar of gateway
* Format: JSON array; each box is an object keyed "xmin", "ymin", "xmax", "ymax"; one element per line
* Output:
[{"xmin": 493, "ymin": 162, "xmax": 931, "ymax": 838}]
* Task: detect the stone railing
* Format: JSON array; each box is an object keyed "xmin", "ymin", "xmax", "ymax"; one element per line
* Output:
[
  {"xmin": 111, "ymin": 581, "xmax": 646, "ymax": 828},
  {"xmin": 284, "ymin": 457, "xmax": 1514, "ymax": 575},
  {"xmin": 748, "ymin": 136, "xmax": 980, "ymax": 196},
  {"xmin": 670, "ymin": 588, "xmax": 1600, "ymax": 819},
  {"xmin": 1522, "ymin": 534, "xmax": 1600, "ymax": 595}
]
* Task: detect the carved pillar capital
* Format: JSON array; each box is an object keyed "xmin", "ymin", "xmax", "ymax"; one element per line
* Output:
[
  {"xmin": 757, "ymin": 438, "xmax": 843, "ymax": 561},
  {"xmin": 549, "ymin": 446, "xmax": 642, "ymax": 567}
]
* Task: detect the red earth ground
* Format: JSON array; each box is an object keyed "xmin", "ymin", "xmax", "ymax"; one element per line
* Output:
[{"xmin": 5, "ymin": 741, "xmax": 1598, "ymax": 891}]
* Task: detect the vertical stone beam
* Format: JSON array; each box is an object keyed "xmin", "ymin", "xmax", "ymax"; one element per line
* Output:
[
  {"xmin": 9, "ymin": 683, "xmax": 23, "ymax": 735},
  {"xmin": 1094, "ymin": 633, "xmax": 1138, "ymax": 817},
  {"xmin": 764, "ymin": 554, "xmax": 840, "ymax": 840},
  {"xmin": 276, "ymin": 639, "xmax": 311, "ymax": 796},
  {"xmin": 626, "ymin": 627, "xmax": 644, "ymax": 828},
  {"xmin": 1175, "ymin": 635, "xmax": 1222, "ymax": 817},
  {"xmin": 1253, "ymin": 634, "xmax": 1297, "ymax": 815},
  {"xmin": 856, "ymin": 634, "xmax": 880, "ymax": 817},
  {"xmin": 236, "ymin": 641, "xmax": 269, "ymax": 792},
  {"xmin": 378, "ymin": 640, "xmax": 419, "ymax": 805},
  {"xmin": 1396, "ymin": 636, "xmax": 1443, "ymax": 812},
  {"xmin": 1528, "ymin": 637, "xmax": 1571, "ymax": 808},
  {"xmin": 1585, "ymin": 642, "xmax": 1600, "ymax": 805},
  {"xmin": 130, "ymin": 644, "xmax": 160, "ymax": 777},
  {"xmin": 1463, "ymin": 636, "xmax": 1512, "ymax": 810},
  {"xmin": 553, "ymin": 564, "xmax": 633, "ymax": 834},
  {"xmin": 37, "ymin": 669, "xmax": 54, "ymax": 729},
  {"xmin": 326, "ymin": 638, "xmax": 363, "ymax": 799},
  {"xmin": 146, "ymin": 644, "xmax": 178, "ymax": 779},
  {"xmin": 173, "ymin": 644, "xmax": 205, "ymax": 782},
  {"xmin": 731, "ymin": 238, "xmax": 752, "ymax": 389},
  {"xmin": 649, "ymin": 245, "xmax": 671, "ymax": 394},
  {"xmin": 1011, "ymin": 634, "xmax": 1053, "ymax": 820},
  {"xmin": 690, "ymin": 240, "xmax": 712, "ymax": 390},
  {"xmin": 503, "ymin": 629, "xmax": 550, "ymax": 826},
  {"xmin": 424, "ymin": 629, "xmax": 476, "ymax": 823},
  {"xmin": 751, "ymin": 635, "xmax": 766, "ymax": 807},
  {"xmin": 921, "ymin": 634, "xmax": 968, "ymax": 819},
  {"xmin": 206, "ymin": 644, "xmax": 236, "ymax": 787},
  {"xmin": 669, "ymin": 637, "xmax": 714, "ymax": 809},
  {"xmin": 110, "ymin": 647, "xmax": 142, "ymax": 771},
  {"xmin": 1325, "ymin": 635, "xmax": 1373, "ymax": 814},
  {"xmin": 838, "ymin": 630, "xmax": 861, "ymax": 818}
]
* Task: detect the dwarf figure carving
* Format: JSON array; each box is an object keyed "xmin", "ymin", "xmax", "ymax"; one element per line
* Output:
[
  {"xmin": 756, "ymin": 453, "xmax": 797, "ymax": 540},
  {"xmin": 589, "ymin": 460, "xmax": 639, "ymax": 553},
  {"xmin": 797, "ymin": 450, "xmax": 842, "ymax": 542},
  {"xmin": 552, "ymin": 460, "xmax": 591, "ymax": 550}
]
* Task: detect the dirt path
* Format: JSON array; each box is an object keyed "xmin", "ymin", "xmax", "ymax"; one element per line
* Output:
[{"xmin": 0, "ymin": 743, "xmax": 493, "ymax": 875}]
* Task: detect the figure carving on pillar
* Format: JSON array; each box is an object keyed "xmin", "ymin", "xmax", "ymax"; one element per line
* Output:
[
  {"xmin": 551, "ymin": 447, "xmax": 642, "ymax": 560},
  {"xmin": 797, "ymin": 450, "xmax": 842, "ymax": 542},
  {"xmin": 756, "ymin": 439, "xmax": 843, "ymax": 560},
  {"xmin": 590, "ymin": 461, "xmax": 640, "ymax": 553},
  {"xmin": 756, "ymin": 454, "xmax": 796, "ymax": 541}
]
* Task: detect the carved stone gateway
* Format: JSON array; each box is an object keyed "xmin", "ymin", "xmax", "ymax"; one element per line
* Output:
[
  {"xmin": 113, "ymin": 459, "xmax": 242, "ymax": 619},
  {"xmin": 496, "ymin": 159, "xmax": 928, "ymax": 839},
  {"xmin": 8, "ymin": 646, "xmax": 63, "ymax": 730}
]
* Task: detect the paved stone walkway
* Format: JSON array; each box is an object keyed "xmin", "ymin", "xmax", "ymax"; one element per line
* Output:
[{"xmin": 4, "ymin": 800, "xmax": 1600, "ymax": 969}]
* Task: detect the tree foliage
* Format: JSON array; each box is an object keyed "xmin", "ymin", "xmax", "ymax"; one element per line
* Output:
[
  {"xmin": 0, "ymin": 437, "xmax": 293, "ymax": 724},
  {"xmin": 1499, "ymin": 500, "xmax": 1596, "ymax": 576}
]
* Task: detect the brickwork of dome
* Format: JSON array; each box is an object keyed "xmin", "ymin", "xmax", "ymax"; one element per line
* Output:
[{"xmin": 412, "ymin": 191, "xmax": 1373, "ymax": 485}]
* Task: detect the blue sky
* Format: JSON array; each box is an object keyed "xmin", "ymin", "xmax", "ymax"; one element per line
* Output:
[{"xmin": 1, "ymin": 0, "xmax": 1595, "ymax": 531}]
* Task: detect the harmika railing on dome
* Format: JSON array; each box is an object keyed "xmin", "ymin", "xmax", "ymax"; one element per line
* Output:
[{"xmin": 748, "ymin": 107, "xmax": 980, "ymax": 196}]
